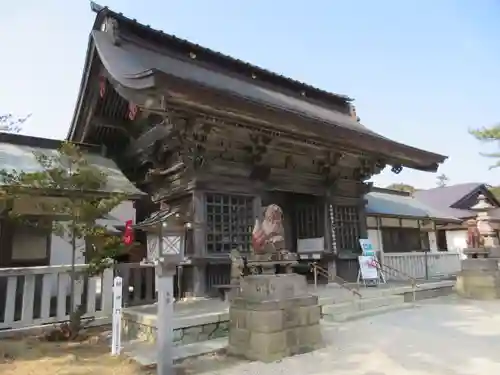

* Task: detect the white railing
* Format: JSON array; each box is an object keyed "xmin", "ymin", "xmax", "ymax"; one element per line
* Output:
[
  {"xmin": 0, "ymin": 262, "xmax": 159, "ymax": 333},
  {"xmin": 382, "ymin": 252, "xmax": 461, "ymax": 281},
  {"xmin": 0, "ymin": 265, "xmax": 114, "ymax": 331}
]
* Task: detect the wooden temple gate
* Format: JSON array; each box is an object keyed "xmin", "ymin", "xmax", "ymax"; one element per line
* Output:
[{"xmin": 66, "ymin": 3, "xmax": 447, "ymax": 297}]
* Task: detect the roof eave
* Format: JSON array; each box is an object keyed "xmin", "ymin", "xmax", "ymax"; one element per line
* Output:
[
  {"xmin": 66, "ymin": 36, "xmax": 97, "ymax": 142},
  {"xmin": 67, "ymin": 3, "xmax": 111, "ymax": 142},
  {"xmin": 366, "ymin": 212, "xmax": 460, "ymax": 223},
  {"xmin": 89, "ymin": 2, "xmax": 353, "ymax": 105},
  {"xmin": 87, "ymin": 3, "xmax": 448, "ymax": 172}
]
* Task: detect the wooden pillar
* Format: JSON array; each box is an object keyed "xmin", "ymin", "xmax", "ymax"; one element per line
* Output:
[
  {"xmin": 323, "ymin": 190, "xmax": 333, "ymax": 253},
  {"xmin": 192, "ymin": 263, "xmax": 206, "ymax": 297},
  {"xmin": 192, "ymin": 191, "xmax": 206, "ymax": 257},
  {"xmin": 358, "ymin": 198, "xmax": 368, "ymax": 239},
  {"xmin": 191, "ymin": 190, "xmax": 207, "ymax": 296}
]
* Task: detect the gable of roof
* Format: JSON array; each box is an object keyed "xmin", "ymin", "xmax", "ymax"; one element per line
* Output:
[
  {"xmin": 413, "ymin": 183, "xmax": 499, "ymax": 219},
  {"xmin": 0, "ymin": 133, "xmax": 145, "ymax": 198},
  {"xmin": 89, "ymin": 2, "xmax": 352, "ymax": 110},
  {"xmin": 69, "ymin": 3, "xmax": 448, "ymax": 174},
  {"xmin": 366, "ymin": 190, "xmax": 459, "ymax": 221}
]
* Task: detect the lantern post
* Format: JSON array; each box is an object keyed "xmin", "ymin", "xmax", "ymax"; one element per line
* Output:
[{"xmin": 135, "ymin": 211, "xmax": 187, "ymax": 375}]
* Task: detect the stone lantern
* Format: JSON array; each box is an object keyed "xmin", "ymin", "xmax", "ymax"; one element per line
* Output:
[
  {"xmin": 456, "ymin": 195, "xmax": 500, "ymax": 300},
  {"xmin": 134, "ymin": 210, "xmax": 188, "ymax": 375},
  {"xmin": 470, "ymin": 194, "xmax": 499, "ymax": 249}
]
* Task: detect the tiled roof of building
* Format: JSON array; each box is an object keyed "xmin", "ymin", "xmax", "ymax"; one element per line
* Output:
[{"xmin": 366, "ymin": 189, "xmax": 459, "ymax": 221}]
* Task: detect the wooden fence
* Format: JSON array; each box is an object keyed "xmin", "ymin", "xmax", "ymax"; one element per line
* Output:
[
  {"xmin": 382, "ymin": 252, "xmax": 461, "ymax": 281},
  {"xmin": 0, "ymin": 262, "xmax": 155, "ymax": 332}
]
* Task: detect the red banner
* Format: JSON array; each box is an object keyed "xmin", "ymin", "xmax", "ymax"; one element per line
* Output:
[{"xmin": 123, "ymin": 220, "xmax": 134, "ymax": 245}]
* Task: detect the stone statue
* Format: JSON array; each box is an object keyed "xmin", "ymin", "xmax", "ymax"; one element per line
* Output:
[
  {"xmin": 466, "ymin": 219, "xmax": 484, "ymax": 249},
  {"xmin": 252, "ymin": 204, "xmax": 285, "ymax": 254},
  {"xmin": 228, "ymin": 204, "xmax": 322, "ymax": 361},
  {"xmin": 229, "ymin": 249, "xmax": 244, "ymax": 284}
]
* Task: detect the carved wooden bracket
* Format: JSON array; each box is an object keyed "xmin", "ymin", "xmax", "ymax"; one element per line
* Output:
[
  {"xmin": 241, "ymin": 132, "xmax": 272, "ymax": 181},
  {"xmin": 354, "ymin": 159, "xmax": 386, "ymax": 181},
  {"xmin": 316, "ymin": 151, "xmax": 343, "ymax": 184},
  {"xmin": 243, "ymin": 133, "xmax": 272, "ymax": 165},
  {"xmin": 175, "ymin": 117, "xmax": 212, "ymax": 171},
  {"xmin": 151, "ymin": 138, "xmax": 171, "ymax": 168}
]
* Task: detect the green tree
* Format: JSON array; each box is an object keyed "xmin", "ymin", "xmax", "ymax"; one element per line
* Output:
[
  {"xmin": 436, "ymin": 173, "xmax": 449, "ymax": 187},
  {"xmin": 0, "ymin": 113, "xmax": 31, "ymax": 133},
  {"xmin": 0, "ymin": 142, "xmax": 131, "ymax": 338},
  {"xmin": 386, "ymin": 183, "xmax": 417, "ymax": 194},
  {"xmin": 489, "ymin": 186, "xmax": 500, "ymax": 201},
  {"xmin": 470, "ymin": 125, "xmax": 500, "ymax": 168}
]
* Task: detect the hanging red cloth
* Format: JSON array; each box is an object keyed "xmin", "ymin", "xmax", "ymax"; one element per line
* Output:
[
  {"xmin": 128, "ymin": 102, "xmax": 138, "ymax": 120},
  {"xmin": 99, "ymin": 76, "xmax": 107, "ymax": 98},
  {"xmin": 123, "ymin": 220, "xmax": 134, "ymax": 245}
]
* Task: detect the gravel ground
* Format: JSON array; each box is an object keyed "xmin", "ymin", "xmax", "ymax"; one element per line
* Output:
[{"xmin": 183, "ymin": 295, "xmax": 500, "ymax": 375}]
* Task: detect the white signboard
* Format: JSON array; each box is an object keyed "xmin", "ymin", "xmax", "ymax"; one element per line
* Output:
[
  {"xmin": 111, "ymin": 276, "xmax": 123, "ymax": 356},
  {"xmin": 358, "ymin": 255, "xmax": 379, "ymax": 280}
]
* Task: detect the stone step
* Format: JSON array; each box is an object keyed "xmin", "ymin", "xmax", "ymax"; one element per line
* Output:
[
  {"xmin": 322, "ymin": 302, "xmax": 416, "ymax": 323},
  {"xmin": 123, "ymin": 337, "xmax": 227, "ymax": 368},
  {"xmin": 321, "ymin": 294, "xmax": 405, "ymax": 316}
]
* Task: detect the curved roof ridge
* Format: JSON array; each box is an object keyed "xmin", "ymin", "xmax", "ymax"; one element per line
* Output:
[{"xmin": 89, "ymin": 2, "xmax": 353, "ymax": 109}]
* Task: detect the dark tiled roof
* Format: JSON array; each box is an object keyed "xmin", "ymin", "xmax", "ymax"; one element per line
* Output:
[
  {"xmin": 365, "ymin": 191, "xmax": 458, "ymax": 221},
  {"xmin": 63, "ymin": 3, "xmax": 449, "ymax": 173},
  {"xmin": 89, "ymin": 2, "xmax": 352, "ymax": 106},
  {"xmin": 413, "ymin": 183, "xmax": 482, "ymax": 219},
  {"xmin": 92, "ymin": 30, "xmax": 373, "ymax": 135},
  {"xmin": 0, "ymin": 133, "xmax": 145, "ymax": 197},
  {"xmin": 88, "ymin": 27, "xmax": 447, "ymax": 171}
]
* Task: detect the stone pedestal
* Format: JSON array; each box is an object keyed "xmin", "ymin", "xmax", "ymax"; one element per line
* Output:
[
  {"xmin": 228, "ymin": 273, "xmax": 323, "ymax": 362},
  {"xmin": 456, "ymin": 258, "xmax": 500, "ymax": 299}
]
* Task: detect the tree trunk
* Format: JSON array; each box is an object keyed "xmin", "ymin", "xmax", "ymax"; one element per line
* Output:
[{"xmin": 69, "ymin": 227, "xmax": 77, "ymax": 314}]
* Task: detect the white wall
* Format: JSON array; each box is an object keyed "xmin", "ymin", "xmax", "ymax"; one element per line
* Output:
[
  {"xmin": 367, "ymin": 229, "xmax": 383, "ymax": 252},
  {"xmin": 428, "ymin": 231, "xmax": 438, "ymax": 252},
  {"xmin": 46, "ymin": 200, "xmax": 136, "ymax": 296},
  {"xmin": 445, "ymin": 229, "xmax": 468, "ymax": 259},
  {"xmin": 49, "ymin": 200, "xmax": 136, "ymax": 266},
  {"xmin": 108, "ymin": 200, "xmax": 136, "ymax": 223},
  {"xmin": 11, "ymin": 226, "xmax": 49, "ymax": 262}
]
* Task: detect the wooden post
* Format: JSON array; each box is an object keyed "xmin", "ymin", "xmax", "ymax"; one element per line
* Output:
[
  {"xmin": 313, "ymin": 264, "xmax": 318, "ymax": 289},
  {"xmin": 111, "ymin": 276, "xmax": 123, "ymax": 356},
  {"xmin": 155, "ymin": 262, "xmax": 177, "ymax": 375}
]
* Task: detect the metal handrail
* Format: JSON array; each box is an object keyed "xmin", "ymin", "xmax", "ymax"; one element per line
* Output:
[
  {"xmin": 310, "ymin": 262, "xmax": 362, "ymax": 298},
  {"xmin": 373, "ymin": 260, "xmax": 419, "ymax": 302}
]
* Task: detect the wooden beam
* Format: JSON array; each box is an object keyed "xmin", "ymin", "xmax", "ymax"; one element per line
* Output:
[
  {"xmin": 79, "ymin": 80, "xmax": 99, "ymax": 143},
  {"xmin": 92, "ymin": 116, "xmax": 131, "ymax": 133},
  {"xmin": 124, "ymin": 122, "xmax": 173, "ymax": 158}
]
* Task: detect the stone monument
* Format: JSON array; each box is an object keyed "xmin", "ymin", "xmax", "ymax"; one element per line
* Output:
[
  {"xmin": 228, "ymin": 204, "xmax": 323, "ymax": 362},
  {"xmin": 456, "ymin": 195, "xmax": 500, "ymax": 299}
]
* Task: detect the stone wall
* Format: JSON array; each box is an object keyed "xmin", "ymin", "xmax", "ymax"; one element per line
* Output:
[
  {"xmin": 456, "ymin": 258, "xmax": 500, "ymax": 300},
  {"xmin": 228, "ymin": 295, "xmax": 322, "ymax": 362},
  {"xmin": 228, "ymin": 274, "xmax": 323, "ymax": 362},
  {"xmin": 121, "ymin": 311, "xmax": 230, "ymax": 346}
]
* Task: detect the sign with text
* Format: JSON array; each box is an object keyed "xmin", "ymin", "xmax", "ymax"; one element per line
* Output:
[
  {"xmin": 111, "ymin": 276, "xmax": 123, "ymax": 356},
  {"xmin": 359, "ymin": 238, "xmax": 376, "ymax": 256},
  {"xmin": 358, "ymin": 255, "xmax": 379, "ymax": 280}
]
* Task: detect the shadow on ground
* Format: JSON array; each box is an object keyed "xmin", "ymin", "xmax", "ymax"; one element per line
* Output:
[{"xmin": 179, "ymin": 295, "xmax": 500, "ymax": 375}]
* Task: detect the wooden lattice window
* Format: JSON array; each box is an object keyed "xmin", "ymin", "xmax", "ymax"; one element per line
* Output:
[
  {"xmin": 381, "ymin": 227, "xmax": 423, "ymax": 253},
  {"xmin": 333, "ymin": 205, "xmax": 360, "ymax": 251},
  {"xmin": 205, "ymin": 193, "xmax": 254, "ymax": 253},
  {"xmin": 295, "ymin": 204, "xmax": 324, "ymax": 239}
]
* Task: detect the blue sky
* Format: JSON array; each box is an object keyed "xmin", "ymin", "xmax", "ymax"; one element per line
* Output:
[{"xmin": 1, "ymin": 0, "xmax": 500, "ymax": 189}]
